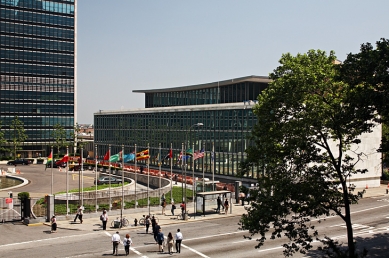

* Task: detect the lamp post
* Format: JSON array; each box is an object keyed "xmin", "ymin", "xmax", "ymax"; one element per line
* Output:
[
  {"xmin": 184, "ymin": 123, "xmax": 203, "ymax": 217},
  {"xmin": 50, "ymin": 146, "xmax": 53, "ymax": 195}
]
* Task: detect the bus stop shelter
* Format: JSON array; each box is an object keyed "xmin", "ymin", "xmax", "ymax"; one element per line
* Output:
[{"xmin": 195, "ymin": 190, "xmax": 232, "ymax": 217}]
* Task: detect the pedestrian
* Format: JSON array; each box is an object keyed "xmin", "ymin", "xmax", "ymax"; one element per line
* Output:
[
  {"xmin": 151, "ymin": 215, "xmax": 156, "ymax": 234},
  {"xmin": 239, "ymin": 192, "xmax": 246, "ymax": 206},
  {"xmin": 180, "ymin": 201, "xmax": 186, "ymax": 215},
  {"xmin": 140, "ymin": 165, "xmax": 144, "ymax": 174},
  {"xmin": 145, "ymin": 215, "xmax": 151, "ymax": 234},
  {"xmin": 74, "ymin": 205, "xmax": 83, "ymax": 223},
  {"xmin": 123, "ymin": 233, "xmax": 132, "ymax": 256},
  {"xmin": 171, "ymin": 202, "xmax": 176, "ymax": 216},
  {"xmin": 174, "ymin": 174, "xmax": 178, "ymax": 185},
  {"xmin": 175, "ymin": 228, "xmax": 183, "ymax": 253},
  {"xmin": 100, "ymin": 210, "xmax": 108, "ymax": 230},
  {"xmin": 153, "ymin": 222, "xmax": 161, "ymax": 243},
  {"xmin": 73, "ymin": 205, "xmax": 80, "ymax": 222},
  {"xmin": 224, "ymin": 199, "xmax": 229, "ymax": 214},
  {"xmin": 50, "ymin": 215, "xmax": 57, "ymax": 233},
  {"xmin": 167, "ymin": 232, "xmax": 174, "ymax": 254},
  {"xmin": 157, "ymin": 228, "xmax": 164, "ymax": 253},
  {"xmin": 161, "ymin": 199, "xmax": 167, "ymax": 215},
  {"xmin": 112, "ymin": 231, "xmax": 121, "ymax": 256},
  {"xmin": 161, "ymin": 193, "xmax": 166, "ymax": 201},
  {"xmin": 216, "ymin": 195, "xmax": 222, "ymax": 213}
]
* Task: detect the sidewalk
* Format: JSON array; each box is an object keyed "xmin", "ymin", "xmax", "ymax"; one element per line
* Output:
[{"xmin": 35, "ymin": 184, "xmax": 389, "ymax": 231}]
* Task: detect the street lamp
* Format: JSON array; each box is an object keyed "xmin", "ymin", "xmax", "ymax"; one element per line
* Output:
[{"xmin": 183, "ymin": 123, "xmax": 203, "ymax": 217}]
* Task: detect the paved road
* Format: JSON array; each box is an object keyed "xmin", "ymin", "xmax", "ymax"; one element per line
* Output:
[{"xmin": 1, "ymin": 196, "xmax": 389, "ymax": 257}]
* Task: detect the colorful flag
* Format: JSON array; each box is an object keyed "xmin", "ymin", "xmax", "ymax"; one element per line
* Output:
[
  {"xmin": 163, "ymin": 149, "xmax": 173, "ymax": 160},
  {"xmin": 48, "ymin": 151, "xmax": 53, "ymax": 162},
  {"xmin": 109, "ymin": 153, "xmax": 120, "ymax": 162},
  {"xmin": 103, "ymin": 150, "xmax": 110, "ymax": 161},
  {"xmin": 136, "ymin": 149, "xmax": 150, "ymax": 160},
  {"xmin": 123, "ymin": 153, "xmax": 135, "ymax": 162},
  {"xmin": 193, "ymin": 149, "xmax": 205, "ymax": 160},
  {"xmin": 185, "ymin": 149, "xmax": 193, "ymax": 157},
  {"xmin": 56, "ymin": 154, "xmax": 69, "ymax": 164}
]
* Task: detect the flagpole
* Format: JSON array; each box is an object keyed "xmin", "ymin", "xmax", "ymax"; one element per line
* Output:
[
  {"xmin": 95, "ymin": 144, "xmax": 98, "ymax": 213},
  {"xmin": 147, "ymin": 143, "xmax": 150, "ymax": 216},
  {"xmin": 202, "ymin": 143, "xmax": 205, "ymax": 192},
  {"xmin": 50, "ymin": 146, "xmax": 53, "ymax": 195},
  {"xmin": 181, "ymin": 142, "xmax": 184, "ymax": 203},
  {"xmin": 212, "ymin": 142, "xmax": 215, "ymax": 191},
  {"xmin": 159, "ymin": 143, "xmax": 161, "ymax": 200},
  {"xmin": 170, "ymin": 143, "xmax": 173, "ymax": 202},
  {"xmin": 192, "ymin": 143, "xmax": 195, "ymax": 218},
  {"xmin": 121, "ymin": 144, "xmax": 124, "ymax": 227},
  {"xmin": 134, "ymin": 144, "xmax": 137, "ymax": 209},
  {"xmin": 109, "ymin": 144, "xmax": 111, "ymax": 211},
  {"xmin": 66, "ymin": 146, "xmax": 69, "ymax": 215},
  {"xmin": 81, "ymin": 147, "xmax": 84, "ymax": 207}
]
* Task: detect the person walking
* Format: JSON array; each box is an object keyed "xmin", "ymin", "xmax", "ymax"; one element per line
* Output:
[
  {"xmin": 153, "ymin": 222, "xmax": 161, "ymax": 243},
  {"xmin": 145, "ymin": 215, "xmax": 151, "ymax": 234},
  {"xmin": 180, "ymin": 201, "xmax": 186, "ymax": 215},
  {"xmin": 151, "ymin": 216, "xmax": 156, "ymax": 234},
  {"xmin": 73, "ymin": 205, "xmax": 80, "ymax": 222},
  {"xmin": 175, "ymin": 228, "xmax": 183, "ymax": 253},
  {"xmin": 74, "ymin": 205, "xmax": 83, "ymax": 223},
  {"xmin": 216, "ymin": 195, "xmax": 222, "ymax": 213},
  {"xmin": 171, "ymin": 202, "xmax": 176, "ymax": 216},
  {"xmin": 157, "ymin": 228, "xmax": 164, "ymax": 253},
  {"xmin": 123, "ymin": 233, "xmax": 132, "ymax": 256},
  {"xmin": 100, "ymin": 210, "xmax": 108, "ymax": 230},
  {"xmin": 167, "ymin": 232, "xmax": 174, "ymax": 254},
  {"xmin": 224, "ymin": 199, "xmax": 229, "ymax": 214},
  {"xmin": 112, "ymin": 231, "xmax": 121, "ymax": 256},
  {"xmin": 161, "ymin": 199, "xmax": 167, "ymax": 215},
  {"xmin": 50, "ymin": 215, "xmax": 57, "ymax": 233}
]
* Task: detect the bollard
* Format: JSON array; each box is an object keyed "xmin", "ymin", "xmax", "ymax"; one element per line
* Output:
[
  {"xmin": 134, "ymin": 218, "xmax": 138, "ymax": 226},
  {"xmin": 386, "ymin": 189, "xmax": 388, "ymax": 194}
]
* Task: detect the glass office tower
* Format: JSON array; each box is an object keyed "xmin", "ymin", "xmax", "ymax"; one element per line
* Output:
[
  {"xmin": 94, "ymin": 76, "xmax": 270, "ymax": 179},
  {"xmin": 0, "ymin": 0, "xmax": 76, "ymax": 158}
]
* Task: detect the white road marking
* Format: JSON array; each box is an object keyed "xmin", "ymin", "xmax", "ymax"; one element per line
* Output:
[{"xmin": 181, "ymin": 243, "xmax": 210, "ymax": 258}]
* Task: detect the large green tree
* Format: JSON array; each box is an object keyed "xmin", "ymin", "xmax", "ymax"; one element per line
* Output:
[
  {"xmin": 0, "ymin": 121, "xmax": 10, "ymax": 154},
  {"xmin": 10, "ymin": 116, "xmax": 28, "ymax": 158},
  {"xmin": 240, "ymin": 50, "xmax": 376, "ymax": 257},
  {"xmin": 339, "ymin": 38, "xmax": 389, "ymax": 156}
]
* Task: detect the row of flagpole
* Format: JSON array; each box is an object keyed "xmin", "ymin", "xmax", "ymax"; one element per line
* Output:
[{"xmin": 49, "ymin": 141, "xmax": 216, "ymax": 216}]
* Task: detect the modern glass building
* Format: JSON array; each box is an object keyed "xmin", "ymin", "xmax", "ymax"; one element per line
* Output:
[
  {"xmin": 0, "ymin": 0, "xmax": 76, "ymax": 157},
  {"xmin": 94, "ymin": 76, "xmax": 270, "ymax": 179}
]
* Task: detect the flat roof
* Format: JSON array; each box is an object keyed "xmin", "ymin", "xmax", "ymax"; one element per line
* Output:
[
  {"xmin": 196, "ymin": 190, "xmax": 231, "ymax": 196},
  {"xmin": 133, "ymin": 75, "xmax": 270, "ymax": 94}
]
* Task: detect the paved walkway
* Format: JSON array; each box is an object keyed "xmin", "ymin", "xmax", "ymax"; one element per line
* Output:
[{"xmin": 34, "ymin": 184, "xmax": 389, "ymax": 232}]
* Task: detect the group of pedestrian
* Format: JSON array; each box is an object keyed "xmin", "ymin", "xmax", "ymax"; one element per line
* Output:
[
  {"xmin": 155, "ymin": 227, "xmax": 184, "ymax": 254},
  {"xmin": 111, "ymin": 231, "xmax": 133, "ymax": 256}
]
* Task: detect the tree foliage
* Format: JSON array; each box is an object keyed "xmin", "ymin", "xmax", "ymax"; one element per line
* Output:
[
  {"xmin": 239, "ymin": 50, "xmax": 377, "ymax": 257},
  {"xmin": 51, "ymin": 123, "xmax": 67, "ymax": 156},
  {"xmin": 10, "ymin": 116, "xmax": 28, "ymax": 158},
  {"xmin": 0, "ymin": 121, "xmax": 10, "ymax": 153}
]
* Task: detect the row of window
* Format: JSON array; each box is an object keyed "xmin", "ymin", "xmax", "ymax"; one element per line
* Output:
[
  {"xmin": 1, "ymin": 0, "xmax": 74, "ymax": 15},
  {"xmin": 1, "ymin": 63, "xmax": 74, "ymax": 77},
  {"xmin": 3, "ymin": 128, "xmax": 74, "ymax": 141},
  {"xmin": 0, "ymin": 103, "xmax": 74, "ymax": 114},
  {"xmin": 1, "ymin": 35, "xmax": 74, "ymax": 52},
  {"xmin": 0, "ymin": 8, "xmax": 74, "ymax": 27},
  {"xmin": 0, "ymin": 115, "xmax": 74, "ymax": 127},
  {"xmin": 145, "ymin": 82, "xmax": 266, "ymax": 108},
  {"xmin": 1, "ymin": 49, "xmax": 74, "ymax": 65},
  {"xmin": 1, "ymin": 21, "xmax": 74, "ymax": 40},
  {"xmin": 0, "ymin": 90, "xmax": 74, "ymax": 102}
]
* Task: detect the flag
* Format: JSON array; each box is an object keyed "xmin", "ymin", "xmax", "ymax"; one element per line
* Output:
[
  {"xmin": 123, "ymin": 153, "xmax": 135, "ymax": 162},
  {"xmin": 163, "ymin": 149, "xmax": 173, "ymax": 160},
  {"xmin": 103, "ymin": 150, "xmax": 109, "ymax": 161},
  {"xmin": 109, "ymin": 153, "xmax": 120, "ymax": 162},
  {"xmin": 193, "ymin": 149, "xmax": 205, "ymax": 160},
  {"xmin": 185, "ymin": 149, "xmax": 193, "ymax": 157},
  {"xmin": 48, "ymin": 151, "xmax": 53, "ymax": 162},
  {"xmin": 136, "ymin": 149, "xmax": 150, "ymax": 160},
  {"xmin": 56, "ymin": 154, "xmax": 69, "ymax": 164}
]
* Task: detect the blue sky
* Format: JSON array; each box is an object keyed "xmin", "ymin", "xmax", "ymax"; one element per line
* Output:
[{"xmin": 77, "ymin": 0, "xmax": 389, "ymax": 124}]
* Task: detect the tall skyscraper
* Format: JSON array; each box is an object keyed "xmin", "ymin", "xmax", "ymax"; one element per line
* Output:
[{"xmin": 0, "ymin": 0, "xmax": 76, "ymax": 158}]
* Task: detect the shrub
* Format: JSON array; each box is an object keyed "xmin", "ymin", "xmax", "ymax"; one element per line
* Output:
[{"xmin": 18, "ymin": 192, "xmax": 30, "ymax": 200}]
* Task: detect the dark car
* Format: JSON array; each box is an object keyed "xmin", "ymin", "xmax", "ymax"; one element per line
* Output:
[
  {"xmin": 46, "ymin": 160, "xmax": 66, "ymax": 168},
  {"xmin": 94, "ymin": 176, "xmax": 123, "ymax": 185},
  {"xmin": 7, "ymin": 159, "xmax": 31, "ymax": 165}
]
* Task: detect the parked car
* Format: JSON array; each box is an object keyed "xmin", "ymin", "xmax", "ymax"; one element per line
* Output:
[
  {"xmin": 7, "ymin": 159, "xmax": 31, "ymax": 165},
  {"xmin": 94, "ymin": 176, "xmax": 122, "ymax": 185},
  {"xmin": 46, "ymin": 160, "xmax": 66, "ymax": 168}
]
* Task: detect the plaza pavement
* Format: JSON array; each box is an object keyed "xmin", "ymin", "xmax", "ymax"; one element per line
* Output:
[{"xmin": 35, "ymin": 184, "xmax": 389, "ymax": 232}]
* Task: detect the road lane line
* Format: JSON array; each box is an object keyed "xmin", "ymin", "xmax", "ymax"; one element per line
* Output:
[
  {"xmin": 181, "ymin": 243, "xmax": 210, "ymax": 258},
  {"xmin": 0, "ymin": 232, "xmax": 98, "ymax": 248}
]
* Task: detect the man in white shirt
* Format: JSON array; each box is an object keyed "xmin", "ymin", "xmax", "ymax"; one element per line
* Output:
[
  {"xmin": 112, "ymin": 231, "xmax": 121, "ymax": 255},
  {"xmin": 175, "ymin": 228, "xmax": 183, "ymax": 253}
]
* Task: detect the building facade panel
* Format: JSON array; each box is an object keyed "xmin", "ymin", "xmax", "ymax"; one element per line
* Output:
[{"xmin": 0, "ymin": 0, "xmax": 76, "ymax": 157}]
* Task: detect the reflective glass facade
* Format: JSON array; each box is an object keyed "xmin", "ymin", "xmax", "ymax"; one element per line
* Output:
[
  {"xmin": 0, "ymin": 0, "xmax": 75, "ymax": 157},
  {"xmin": 95, "ymin": 76, "xmax": 270, "ymax": 179}
]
